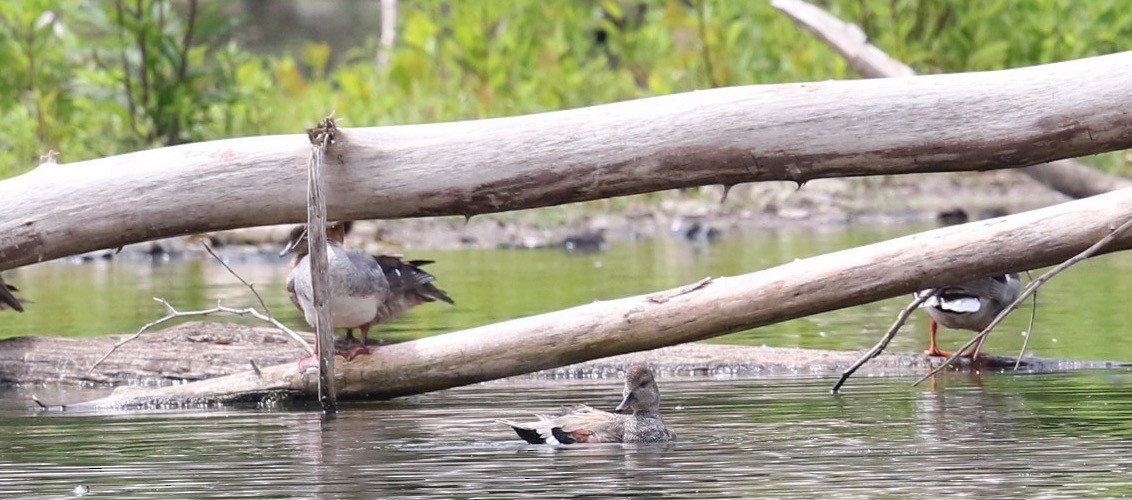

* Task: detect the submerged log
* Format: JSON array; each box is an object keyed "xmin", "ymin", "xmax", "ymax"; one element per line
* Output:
[
  {"xmin": 24, "ymin": 186, "xmax": 1132, "ymax": 408},
  {"xmin": 2, "ymin": 321, "xmax": 1116, "ymax": 390},
  {"xmin": 772, "ymin": 0, "xmax": 1132, "ymax": 199},
  {"xmin": 4, "ymin": 51, "xmax": 1132, "ymax": 269}
]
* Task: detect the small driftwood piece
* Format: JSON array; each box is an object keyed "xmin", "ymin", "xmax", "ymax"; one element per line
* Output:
[
  {"xmin": 47, "ymin": 187, "xmax": 1132, "ymax": 408},
  {"xmin": 771, "ymin": 0, "xmax": 1132, "ymax": 199}
]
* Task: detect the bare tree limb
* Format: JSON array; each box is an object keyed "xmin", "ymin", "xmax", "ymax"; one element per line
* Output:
[
  {"xmin": 771, "ymin": 0, "xmax": 1132, "ymax": 199},
  {"xmin": 4, "ymin": 51, "xmax": 1132, "ymax": 269},
  {"xmin": 376, "ymin": 0, "xmax": 397, "ymax": 72}
]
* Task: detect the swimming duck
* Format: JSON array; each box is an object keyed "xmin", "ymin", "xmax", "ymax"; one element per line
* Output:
[
  {"xmin": 0, "ymin": 274, "xmax": 24, "ymax": 312},
  {"xmin": 500, "ymin": 365, "xmax": 676, "ymax": 444},
  {"xmin": 915, "ymin": 273, "xmax": 1022, "ymax": 357},
  {"xmin": 283, "ymin": 223, "xmax": 453, "ymax": 361}
]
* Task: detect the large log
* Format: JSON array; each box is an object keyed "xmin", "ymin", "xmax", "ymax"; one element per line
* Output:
[
  {"xmin": 771, "ymin": 0, "xmax": 1132, "ymax": 198},
  {"xmin": 4, "ymin": 51, "xmax": 1132, "ymax": 269},
  {"xmin": 58, "ymin": 187, "xmax": 1132, "ymax": 408}
]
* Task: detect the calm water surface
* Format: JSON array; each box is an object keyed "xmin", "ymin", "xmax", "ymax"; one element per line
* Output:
[
  {"xmin": 3, "ymin": 373, "xmax": 1132, "ymax": 498},
  {"xmin": 2, "ymin": 224, "xmax": 1131, "ymax": 497}
]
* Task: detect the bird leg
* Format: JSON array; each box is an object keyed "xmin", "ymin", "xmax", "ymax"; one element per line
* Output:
[
  {"xmin": 339, "ymin": 323, "xmax": 374, "ymax": 361},
  {"xmin": 924, "ymin": 320, "xmax": 952, "ymax": 357}
]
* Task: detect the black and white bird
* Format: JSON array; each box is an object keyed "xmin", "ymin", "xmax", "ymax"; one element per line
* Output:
[{"xmin": 915, "ymin": 273, "xmax": 1022, "ymax": 357}]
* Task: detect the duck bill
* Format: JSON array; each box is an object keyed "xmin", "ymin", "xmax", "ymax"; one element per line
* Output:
[
  {"xmin": 279, "ymin": 240, "xmax": 298, "ymax": 257},
  {"xmin": 279, "ymin": 228, "xmax": 308, "ymax": 256},
  {"xmin": 615, "ymin": 392, "xmax": 635, "ymax": 413}
]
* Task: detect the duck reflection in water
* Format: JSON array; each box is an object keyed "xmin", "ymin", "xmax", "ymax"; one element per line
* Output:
[{"xmin": 501, "ymin": 365, "xmax": 676, "ymax": 444}]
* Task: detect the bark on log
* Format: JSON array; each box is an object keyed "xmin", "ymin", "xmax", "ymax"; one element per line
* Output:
[
  {"xmin": 771, "ymin": 0, "xmax": 1132, "ymax": 198},
  {"xmin": 4, "ymin": 51, "xmax": 1132, "ymax": 270},
  {"xmin": 50, "ymin": 187, "xmax": 1132, "ymax": 408}
]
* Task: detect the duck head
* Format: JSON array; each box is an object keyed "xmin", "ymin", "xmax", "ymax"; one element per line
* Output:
[
  {"xmin": 279, "ymin": 221, "xmax": 353, "ymax": 257},
  {"xmin": 615, "ymin": 365, "xmax": 661, "ymax": 414}
]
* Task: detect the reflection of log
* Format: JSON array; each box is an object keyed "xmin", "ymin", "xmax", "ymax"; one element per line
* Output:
[
  {"xmin": 51, "ymin": 187, "xmax": 1132, "ymax": 408},
  {"xmin": 771, "ymin": 0, "xmax": 1132, "ymax": 199},
  {"xmin": 4, "ymin": 51, "xmax": 1132, "ymax": 270}
]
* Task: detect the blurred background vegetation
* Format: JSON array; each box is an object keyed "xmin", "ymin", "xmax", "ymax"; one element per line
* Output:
[{"xmin": 2, "ymin": 0, "xmax": 1130, "ymax": 178}]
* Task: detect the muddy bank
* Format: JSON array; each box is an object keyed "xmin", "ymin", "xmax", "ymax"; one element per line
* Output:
[{"xmin": 0, "ymin": 321, "xmax": 1118, "ymax": 388}]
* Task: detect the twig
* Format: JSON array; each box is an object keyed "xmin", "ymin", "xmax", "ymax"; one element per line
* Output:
[
  {"xmin": 87, "ymin": 297, "xmax": 313, "ymax": 375},
  {"xmin": 201, "ymin": 240, "xmax": 271, "ymax": 315},
  {"xmin": 915, "ymin": 217, "xmax": 1132, "ymax": 385},
  {"xmin": 1013, "ymin": 271, "xmax": 1038, "ymax": 370},
  {"xmin": 830, "ymin": 289, "xmax": 938, "ymax": 394}
]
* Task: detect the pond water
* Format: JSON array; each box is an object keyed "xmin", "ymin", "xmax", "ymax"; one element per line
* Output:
[
  {"xmin": 3, "ymin": 372, "xmax": 1132, "ymax": 497},
  {"xmin": 2, "ymin": 224, "xmax": 1132, "ymax": 496}
]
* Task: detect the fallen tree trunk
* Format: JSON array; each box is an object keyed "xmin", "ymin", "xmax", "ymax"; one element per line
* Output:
[
  {"xmin": 57, "ymin": 187, "xmax": 1132, "ymax": 408},
  {"xmin": 4, "ymin": 51, "xmax": 1132, "ymax": 269},
  {"xmin": 771, "ymin": 0, "xmax": 1132, "ymax": 199}
]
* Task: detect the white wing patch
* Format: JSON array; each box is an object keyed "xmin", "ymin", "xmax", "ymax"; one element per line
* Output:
[{"xmin": 933, "ymin": 296, "xmax": 981, "ymax": 313}]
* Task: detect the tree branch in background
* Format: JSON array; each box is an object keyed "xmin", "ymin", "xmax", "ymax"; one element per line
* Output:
[
  {"xmin": 771, "ymin": 0, "xmax": 1132, "ymax": 199},
  {"xmin": 376, "ymin": 0, "xmax": 397, "ymax": 72}
]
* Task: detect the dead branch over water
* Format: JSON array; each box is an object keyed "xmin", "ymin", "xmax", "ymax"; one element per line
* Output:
[{"xmin": 3, "ymin": 51, "xmax": 1132, "ymax": 269}]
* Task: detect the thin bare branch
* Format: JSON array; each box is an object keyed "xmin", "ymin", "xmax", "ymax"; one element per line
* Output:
[
  {"xmin": 201, "ymin": 240, "xmax": 271, "ymax": 315},
  {"xmin": 1013, "ymin": 271, "xmax": 1039, "ymax": 370},
  {"xmin": 86, "ymin": 297, "xmax": 312, "ymax": 375},
  {"xmin": 831, "ymin": 289, "xmax": 938, "ymax": 393}
]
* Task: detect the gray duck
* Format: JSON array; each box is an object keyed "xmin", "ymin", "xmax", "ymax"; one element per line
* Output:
[{"xmin": 283, "ymin": 222, "xmax": 453, "ymax": 361}]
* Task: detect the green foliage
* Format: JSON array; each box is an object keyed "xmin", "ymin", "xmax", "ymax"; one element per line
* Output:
[{"xmin": 1, "ymin": 0, "xmax": 1130, "ymax": 178}]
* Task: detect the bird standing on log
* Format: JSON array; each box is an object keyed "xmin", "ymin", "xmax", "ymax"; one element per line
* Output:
[
  {"xmin": 283, "ymin": 222, "xmax": 454, "ymax": 362},
  {"xmin": 916, "ymin": 273, "xmax": 1022, "ymax": 357}
]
